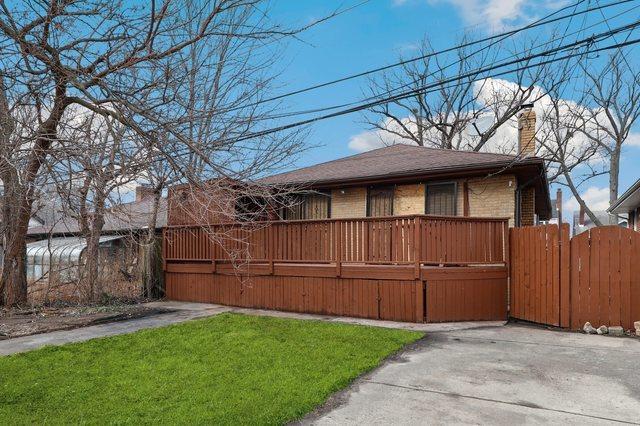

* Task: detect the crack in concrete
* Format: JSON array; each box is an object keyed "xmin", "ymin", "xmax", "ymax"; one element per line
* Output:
[
  {"xmin": 365, "ymin": 380, "xmax": 640, "ymax": 425},
  {"xmin": 439, "ymin": 334, "xmax": 640, "ymax": 354}
]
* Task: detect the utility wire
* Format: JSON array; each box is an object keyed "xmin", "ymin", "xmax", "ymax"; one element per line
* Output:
[
  {"xmin": 220, "ymin": 22, "xmax": 640, "ymax": 146},
  {"xmin": 224, "ymin": 0, "xmax": 634, "ymax": 113},
  {"xmin": 267, "ymin": 0, "xmax": 640, "ymax": 120}
]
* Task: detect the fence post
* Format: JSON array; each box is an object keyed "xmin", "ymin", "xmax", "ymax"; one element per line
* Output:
[
  {"xmin": 503, "ymin": 220, "xmax": 510, "ymax": 315},
  {"xmin": 414, "ymin": 216, "xmax": 425, "ymax": 322},
  {"xmin": 559, "ymin": 223, "xmax": 571, "ymax": 328}
]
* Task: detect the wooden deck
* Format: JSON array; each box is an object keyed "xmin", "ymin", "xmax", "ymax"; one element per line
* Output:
[{"xmin": 163, "ymin": 215, "xmax": 509, "ymax": 323}]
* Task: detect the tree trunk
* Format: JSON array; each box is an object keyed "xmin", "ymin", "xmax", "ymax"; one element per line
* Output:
[
  {"xmin": 143, "ymin": 190, "xmax": 163, "ymax": 298},
  {"xmin": 83, "ymin": 199, "xmax": 106, "ymax": 303},
  {"xmin": 1, "ymin": 233, "xmax": 28, "ymax": 306},
  {"xmin": 0, "ymin": 82, "xmax": 67, "ymax": 305},
  {"xmin": 0, "ymin": 172, "xmax": 29, "ymax": 306}
]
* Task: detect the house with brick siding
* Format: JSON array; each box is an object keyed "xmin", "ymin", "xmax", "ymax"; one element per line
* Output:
[
  {"xmin": 167, "ymin": 106, "xmax": 551, "ymax": 227},
  {"xmin": 257, "ymin": 106, "xmax": 550, "ymax": 227}
]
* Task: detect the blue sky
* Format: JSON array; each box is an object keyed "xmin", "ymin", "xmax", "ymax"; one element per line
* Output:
[{"xmin": 267, "ymin": 0, "xmax": 640, "ymax": 215}]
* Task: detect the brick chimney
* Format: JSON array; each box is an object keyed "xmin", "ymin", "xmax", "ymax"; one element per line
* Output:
[
  {"xmin": 579, "ymin": 204, "xmax": 585, "ymax": 226},
  {"xmin": 518, "ymin": 104, "xmax": 536, "ymax": 157},
  {"xmin": 135, "ymin": 185, "xmax": 154, "ymax": 202}
]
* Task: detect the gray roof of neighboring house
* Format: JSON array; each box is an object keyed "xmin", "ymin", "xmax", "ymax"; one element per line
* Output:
[
  {"xmin": 27, "ymin": 197, "xmax": 168, "ymax": 237},
  {"xmin": 609, "ymin": 178, "xmax": 640, "ymax": 214}
]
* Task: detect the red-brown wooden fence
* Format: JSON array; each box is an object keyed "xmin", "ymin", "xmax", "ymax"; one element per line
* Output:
[
  {"xmin": 570, "ymin": 226, "xmax": 640, "ymax": 330},
  {"xmin": 163, "ymin": 214, "xmax": 509, "ymax": 323},
  {"xmin": 510, "ymin": 224, "xmax": 640, "ymax": 331}
]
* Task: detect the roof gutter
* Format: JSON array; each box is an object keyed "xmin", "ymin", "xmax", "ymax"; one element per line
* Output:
[
  {"xmin": 608, "ymin": 178, "xmax": 640, "ymax": 213},
  {"xmin": 264, "ymin": 158, "xmax": 545, "ymax": 189}
]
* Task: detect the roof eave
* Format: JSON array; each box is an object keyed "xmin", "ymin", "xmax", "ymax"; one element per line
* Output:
[
  {"xmin": 608, "ymin": 178, "xmax": 640, "ymax": 213},
  {"xmin": 264, "ymin": 158, "xmax": 544, "ymax": 189}
]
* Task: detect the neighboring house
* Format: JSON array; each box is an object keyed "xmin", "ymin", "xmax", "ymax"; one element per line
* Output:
[
  {"xmin": 26, "ymin": 186, "xmax": 168, "ymax": 239},
  {"xmin": 23, "ymin": 186, "xmax": 168, "ymax": 303},
  {"xmin": 608, "ymin": 178, "xmax": 640, "ymax": 231},
  {"xmin": 572, "ymin": 206, "xmax": 627, "ymax": 235},
  {"xmin": 256, "ymin": 107, "xmax": 551, "ymax": 227}
]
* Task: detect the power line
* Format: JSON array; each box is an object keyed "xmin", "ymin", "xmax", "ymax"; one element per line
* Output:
[
  {"xmin": 217, "ymin": 22, "xmax": 640, "ymax": 146},
  {"xmin": 129, "ymin": 17, "xmax": 640, "ymax": 172},
  {"xmin": 224, "ymin": 0, "xmax": 634, "ymax": 113},
  {"xmin": 267, "ymin": 0, "xmax": 640, "ymax": 121}
]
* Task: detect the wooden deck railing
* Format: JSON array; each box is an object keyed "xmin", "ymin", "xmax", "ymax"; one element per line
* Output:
[{"xmin": 163, "ymin": 214, "xmax": 509, "ymax": 268}]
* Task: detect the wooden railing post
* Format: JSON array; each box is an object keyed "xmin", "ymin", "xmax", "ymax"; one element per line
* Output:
[
  {"xmin": 268, "ymin": 224, "xmax": 274, "ymax": 275},
  {"xmin": 414, "ymin": 216, "xmax": 421, "ymax": 279},
  {"xmin": 363, "ymin": 220, "xmax": 369, "ymax": 262},
  {"xmin": 335, "ymin": 221, "xmax": 342, "ymax": 277},
  {"xmin": 162, "ymin": 228, "xmax": 167, "ymax": 271}
]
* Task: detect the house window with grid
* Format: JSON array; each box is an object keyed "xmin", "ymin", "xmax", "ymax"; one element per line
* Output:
[
  {"xmin": 426, "ymin": 182, "xmax": 457, "ymax": 216},
  {"xmin": 282, "ymin": 192, "xmax": 330, "ymax": 220},
  {"xmin": 367, "ymin": 186, "xmax": 394, "ymax": 217}
]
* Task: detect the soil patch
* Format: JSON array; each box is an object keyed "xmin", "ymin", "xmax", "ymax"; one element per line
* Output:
[{"xmin": 0, "ymin": 304, "xmax": 170, "ymax": 339}]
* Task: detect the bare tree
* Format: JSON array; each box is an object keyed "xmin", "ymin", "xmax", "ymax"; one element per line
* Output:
[
  {"xmin": 534, "ymin": 62, "xmax": 604, "ymax": 226},
  {"xmin": 0, "ymin": 0, "xmax": 325, "ymax": 305},
  {"xmin": 45, "ymin": 111, "xmax": 143, "ymax": 301},
  {"xmin": 574, "ymin": 53, "xmax": 640, "ymax": 224},
  {"xmin": 365, "ymin": 35, "xmax": 553, "ymax": 151}
]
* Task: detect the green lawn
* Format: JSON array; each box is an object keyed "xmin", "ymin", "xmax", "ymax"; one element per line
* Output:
[{"xmin": 0, "ymin": 313, "xmax": 422, "ymax": 425}]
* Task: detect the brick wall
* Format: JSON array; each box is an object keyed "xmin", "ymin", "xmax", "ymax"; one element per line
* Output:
[
  {"xmin": 330, "ymin": 178, "xmax": 517, "ymax": 223},
  {"xmin": 520, "ymin": 186, "xmax": 536, "ymax": 226},
  {"xmin": 518, "ymin": 108, "xmax": 536, "ymax": 157},
  {"xmin": 466, "ymin": 174, "xmax": 516, "ymax": 226},
  {"xmin": 330, "ymin": 187, "xmax": 367, "ymax": 218},
  {"xmin": 394, "ymin": 184, "xmax": 425, "ymax": 215}
]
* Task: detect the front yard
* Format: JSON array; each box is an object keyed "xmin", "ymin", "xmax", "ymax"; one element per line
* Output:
[{"xmin": 0, "ymin": 313, "xmax": 421, "ymax": 424}]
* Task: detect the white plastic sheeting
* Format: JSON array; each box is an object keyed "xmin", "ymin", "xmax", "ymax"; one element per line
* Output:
[{"xmin": 26, "ymin": 236, "xmax": 123, "ymax": 282}]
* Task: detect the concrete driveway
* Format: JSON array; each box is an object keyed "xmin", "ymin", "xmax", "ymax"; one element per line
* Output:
[{"xmin": 302, "ymin": 324, "xmax": 640, "ymax": 425}]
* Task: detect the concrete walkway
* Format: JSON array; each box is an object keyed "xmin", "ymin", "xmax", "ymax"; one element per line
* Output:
[
  {"xmin": 0, "ymin": 302, "xmax": 230, "ymax": 356},
  {"xmin": 301, "ymin": 324, "xmax": 640, "ymax": 425},
  {"xmin": 0, "ymin": 301, "xmax": 503, "ymax": 356}
]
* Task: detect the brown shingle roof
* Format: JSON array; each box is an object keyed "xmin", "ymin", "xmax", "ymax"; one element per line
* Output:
[{"xmin": 260, "ymin": 144, "xmax": 540, "ymax": 186}]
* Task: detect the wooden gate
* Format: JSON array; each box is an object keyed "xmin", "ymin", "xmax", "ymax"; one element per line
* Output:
[
  {"xmin": 510, "ymin": 224, "xmax": 640, "ymax": 330},
  {"xmin": 509, "ymin": 224, "xmax": 570, "ymax": 327},
  {"xmin": 570, "ymin": 226, "xmax": 640, "ymax": 330}
]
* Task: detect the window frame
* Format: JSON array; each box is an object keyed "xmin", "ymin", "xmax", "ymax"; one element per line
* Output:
[
  {"xmin": 425, "ymin": 181, "xmax": 458, "ymax": 216},
  {"xmin": 281, "ymin": 190, "xmax": 331, "ymax": 220},
  {"xmin": 366, "ymin": 185, "xmax": 395, "ymax": 217}
]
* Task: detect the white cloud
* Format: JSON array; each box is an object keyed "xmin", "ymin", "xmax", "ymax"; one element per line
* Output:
[
  {"xmin": 348, "ymin": 117, "xmax": 418, "ymax": 152},
  {"xmin": 426, "ymin": 0, "xmax": 563, "ymax": 31},
  {"xmin": 627, "ymin": 132, "xmax": 640, "ymax": 147},
  {"xmin": 564, "ymin": 186, "xmax": 610, "ymax": 213}
]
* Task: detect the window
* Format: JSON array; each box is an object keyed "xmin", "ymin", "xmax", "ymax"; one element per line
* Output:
[
  {"xmin": 282, "ymin": 192, "xmax": 330, "ymax": 220},
  {"xmin": 367, "ymin": 186, "xmax": 394, "ymax": 217},
  {"xmin": 426, "ymin": 182, "xmax": 457, "ymax": 216}
]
